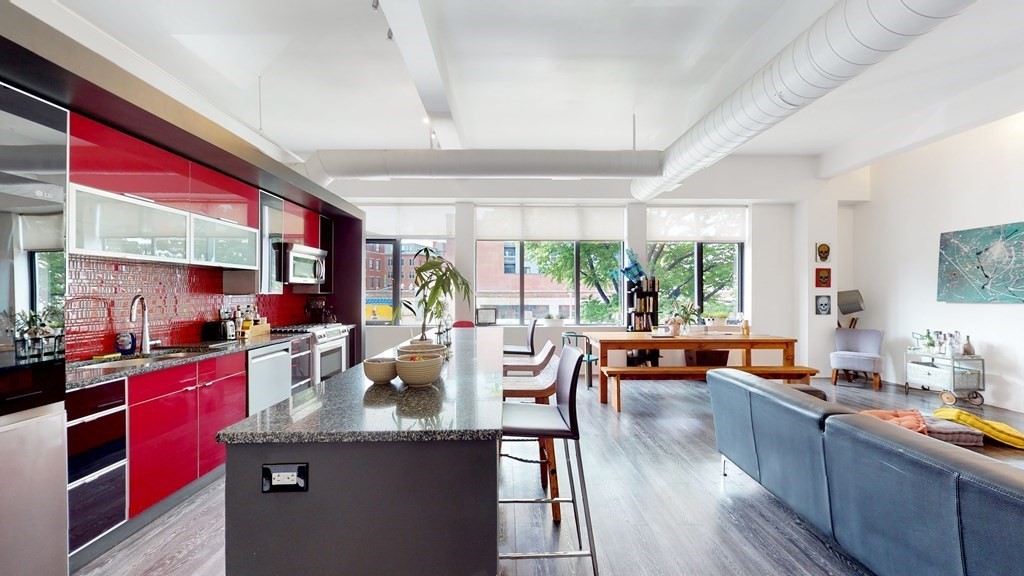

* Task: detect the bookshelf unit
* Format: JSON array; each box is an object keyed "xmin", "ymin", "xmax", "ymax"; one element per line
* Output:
[{"xmin": 626, "ymin": 277, "xmax": 659, "ymax": 366}]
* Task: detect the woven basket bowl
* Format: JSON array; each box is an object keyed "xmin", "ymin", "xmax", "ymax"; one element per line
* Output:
[
  {"xmin": 395, "ymin": 353, "xmax": 445, "ymax": 386},
  {"xmin": 397, "ymin": 342, "xmax": 447, "ymax": 357},
  {"xmin": 363, "ymin": 357, "xmax": 397, "ymax": 383}
]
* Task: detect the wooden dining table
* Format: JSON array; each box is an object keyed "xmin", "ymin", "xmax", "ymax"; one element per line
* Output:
[{"xmin": 581, "ymin": 331, "xmax": 797, "ymax": 405}]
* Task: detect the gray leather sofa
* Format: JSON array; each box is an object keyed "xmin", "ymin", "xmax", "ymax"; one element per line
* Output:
[{"xmin": 707, "ymin": 368, "xmax": 1024, "ymax": 576}]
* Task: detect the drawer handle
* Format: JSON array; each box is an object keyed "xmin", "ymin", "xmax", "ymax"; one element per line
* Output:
[
  {"xmin": 4, "ymin": 390, "xmax": 42, "ymax": 402},
  {"xmin": 185, "ymin": 386, "xmax": 198, "ymax": 392},
  {"xmin": 96, "ymin": 400, "xmax": 124, "ymax": 410}
]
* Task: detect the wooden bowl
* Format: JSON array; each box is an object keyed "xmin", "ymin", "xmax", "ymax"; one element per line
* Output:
[
  {"xmin": 395, "ymin": 353, "xmax": 444, "ymax": 387},
  {"xmin": 363, "ymin": 357, "xmax": 397, "ymax": 383}
]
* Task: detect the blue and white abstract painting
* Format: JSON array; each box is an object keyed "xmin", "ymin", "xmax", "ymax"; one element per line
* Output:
[{"xmin": 938, "ymin": 222, "xmax": 1024, "ymax": 303}]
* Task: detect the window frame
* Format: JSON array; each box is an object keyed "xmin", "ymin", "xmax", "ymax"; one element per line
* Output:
[{"xmin": 646, "ymin": 240, "xmax": 745, "ymax": 317}]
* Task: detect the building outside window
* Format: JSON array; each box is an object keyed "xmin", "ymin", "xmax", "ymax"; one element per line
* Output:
[
  {"xmin": 476, "ymin": 240, "xmax": 622, "ymax": 325},
  {"xmin": 364, "ymin": 238, "xmax": 455, "ymax": 325}
]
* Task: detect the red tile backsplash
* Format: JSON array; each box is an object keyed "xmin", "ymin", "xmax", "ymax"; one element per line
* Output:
[{"xmin": 66, "ymin": 255, "xmax": 309, "ymax": 361}]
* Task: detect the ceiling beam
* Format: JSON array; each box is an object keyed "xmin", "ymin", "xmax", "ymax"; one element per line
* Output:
[{"xmin": 379, "ymin": 0, "xmax": 462, "ymax": 149}]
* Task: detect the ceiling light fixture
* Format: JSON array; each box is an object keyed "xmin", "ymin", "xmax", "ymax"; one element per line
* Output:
[
  {"xmin": 371, "ymin": 0, "xmax": 379, "ymax": 11},
  {"xmin": 422, "ymin": 117, "xmax": 430, "ymax": 124},
  {"xmin": 386, "ymin": 28, "xmax": 393, "ymax": 41}
]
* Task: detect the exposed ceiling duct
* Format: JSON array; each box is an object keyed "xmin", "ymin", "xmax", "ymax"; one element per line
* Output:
[
  {"xmin": 307, "ymin": 149, "xmax": 662, "ymax": 180},
  {"xmin": 630, "ymin": 0, "xmax": 977, "ymax": 202}
]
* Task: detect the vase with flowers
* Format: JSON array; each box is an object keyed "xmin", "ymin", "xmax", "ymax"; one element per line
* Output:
[{"xmin": 664, "ymin": 300, "xmax": 699, "ymax": 336}]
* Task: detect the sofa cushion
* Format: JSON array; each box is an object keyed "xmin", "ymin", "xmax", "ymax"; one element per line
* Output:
[
  {"xmin": 934, "ymin": 407, "xmax": 1024, "ymax": 448},
  {"xmin": 708, "ymin": 371, "xmax": 760, "ymax": 482},
  {"xmin": 825, "ymin": 414, "xmax": 965, "ymax": 576},
  {"xmin": 861, "ymin": 409, "xmax": 927, "ymax": 434},
  {"xmin": 921, "ymin": 415, "xmax": 983, "ymax": 446},
  {"xmin": 829, "ymin": 351, "xmax": 883, "ymax": 373},
  {"xmin": 955, "ymin": 456, "xmax": 1024, "ymax": 575}
]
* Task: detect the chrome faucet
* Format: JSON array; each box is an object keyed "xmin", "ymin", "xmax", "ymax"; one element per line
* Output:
[{"xmin": 129, "ymin": 295, "xmax": 160, "ymax": 354}]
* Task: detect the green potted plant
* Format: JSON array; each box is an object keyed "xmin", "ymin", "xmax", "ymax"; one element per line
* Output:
[
  {"xmin": 664, "ymin": 300, "xmax": 699, "ymax": 336},
  {"xmin": 396, "ymin": 248, "xmax": 472, "ymax": 342},
  {"xmin": 541, "ymin": 312, "xmax": 564, "ymax": 327},
  {"xmin": 703, "ymin": 310, "xmax": 729, "ymax": 326}
]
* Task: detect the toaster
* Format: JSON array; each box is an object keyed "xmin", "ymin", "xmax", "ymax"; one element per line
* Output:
[{"xmin": 202, "ymin": 320, "xmax": 236, "ymax": 341}]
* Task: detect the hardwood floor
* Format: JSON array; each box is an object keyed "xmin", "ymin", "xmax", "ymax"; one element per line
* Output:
[{"xmin": 77, "ymin": 377, "xmax": 1024, "ymax": 575}]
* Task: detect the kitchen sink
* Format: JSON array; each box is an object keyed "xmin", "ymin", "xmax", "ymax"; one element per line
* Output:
[
  {"xmin": 73, "ymin": 358, "xmax": 157, "ymax": 370},
  {"xmin": 72, "ymin": 351, "xmax": 200, "ymax": 371},
  {"xmin": 153, "ymin": 352, "xmax": 197, "ymax": 360}
]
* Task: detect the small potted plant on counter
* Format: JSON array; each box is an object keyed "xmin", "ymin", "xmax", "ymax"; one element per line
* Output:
[
  {"xmin": 397, "ymin": 248, "xmax": 472, "ymax": 342},
  {"xmin": 703, "ymin": 310, "xmax": 729, "ymax": 327}
]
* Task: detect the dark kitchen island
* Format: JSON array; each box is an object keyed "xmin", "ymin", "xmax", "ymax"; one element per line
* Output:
[{"xmin": 217, "ymin": 328, "xmax": 503, "ymax": 576}]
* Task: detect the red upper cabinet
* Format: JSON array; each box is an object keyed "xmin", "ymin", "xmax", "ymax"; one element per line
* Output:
[
  {"xmin": 69, "ymin": 114, "xmax": 190, "ymax": 211},
  {"xmin": 189, "ymin": 163, "xmax": 259, "ymax": 227},
  {"xmin": 283, "ymin": 200, "xmax": 320, "ymax": 249}
]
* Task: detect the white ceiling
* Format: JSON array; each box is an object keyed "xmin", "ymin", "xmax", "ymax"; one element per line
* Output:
[{"xmin": 44, "ymin": 0, "xmax": 1024, "ymax": 182}]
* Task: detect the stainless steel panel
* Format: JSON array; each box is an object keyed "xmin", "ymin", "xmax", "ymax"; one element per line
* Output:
[
  {"xmin": 247, "ymin": 342, "xmax": 292, "ymax": 416},
  {"xmin": 0, "ymin": 403, "xmax": 69, "ymax": 576}
]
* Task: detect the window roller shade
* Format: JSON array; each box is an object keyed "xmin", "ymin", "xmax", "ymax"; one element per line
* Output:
[
  {"xmin": 475, "ymin": 206, "xmax": 624, "ymax": 241},
  {"xmin": 647, "ymin": 206, "xmax": 747, "ymax": 242}
]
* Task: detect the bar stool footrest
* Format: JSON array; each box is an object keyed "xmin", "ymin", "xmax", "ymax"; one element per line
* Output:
[
  {"xmin": 500, "ymin": 497, "xmax": 574, "ymax": 504},
  {"xmin": 500, "ymin": 551, "xmax": 594, "ymax": 560}
]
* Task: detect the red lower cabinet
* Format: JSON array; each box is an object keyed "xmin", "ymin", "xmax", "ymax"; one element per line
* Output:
[
  {"xmin": 127, "ymin": 353, "xmax": 248, "ymax": 518},
  {"xmin": 198, "ymin": 372, "xmax": 247, "ymax": 476},
  {"xmin": 128, "ymin": 386, "xmax": 199, "ymax": 518}
]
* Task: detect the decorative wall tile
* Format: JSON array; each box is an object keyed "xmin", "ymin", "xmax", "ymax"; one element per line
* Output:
[{"xmin": 66, "ymin": 255, "xmax": 309, "ymax": 360}]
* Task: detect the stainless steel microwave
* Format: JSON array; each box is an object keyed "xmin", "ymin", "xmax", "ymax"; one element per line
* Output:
[{"xmin": 283, "ymin": 243, "xmax": 327, "ymax": 284}]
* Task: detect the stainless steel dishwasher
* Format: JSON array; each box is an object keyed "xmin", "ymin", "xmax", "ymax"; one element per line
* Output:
[{"xmin": 247, "ymin": 341, "xmax": 293, "ymax": 416}]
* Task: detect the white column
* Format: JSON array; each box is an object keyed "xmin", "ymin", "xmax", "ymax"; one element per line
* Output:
[
  {"xmin": 454, "ymin": 202, "xmax": 475, "ymax": 322},
  {"xmin": 625, "ymin": 203, "xmax": 647, "ymax": 269}
]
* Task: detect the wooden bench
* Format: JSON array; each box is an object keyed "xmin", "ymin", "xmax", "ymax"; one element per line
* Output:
[{"xmin": 600, "ymin": 365, "xmax": 820, "ymax": 412}]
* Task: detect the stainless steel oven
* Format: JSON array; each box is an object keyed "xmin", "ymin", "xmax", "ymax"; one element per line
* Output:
[{"xmin": 271, "ymin": 324, "xmax": 350, "ymax": 384}]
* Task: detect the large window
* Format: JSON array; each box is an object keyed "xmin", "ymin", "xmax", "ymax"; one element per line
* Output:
[
  {"xmin": 646, "ymin": 206, "xmax": 746, "ymax": 320},
  {"xmin": 476, "ymin": 240, "xmax": 622, "ymax": 325},
  {"xmin": 31, "ymin": 250, "xmax": 65, "ymax": 317},
  {"xmin": 364, "ymin": 238, "xmax": 455, "ymax": 325},
  {"xmin": 646, "ymin": 241, "xmax": 743, "ymax": 318}
]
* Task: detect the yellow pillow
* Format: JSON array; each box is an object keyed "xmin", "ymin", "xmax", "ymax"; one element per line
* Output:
[{"xmin": 933, "ymin": 407, "xmax": 1024, "ymax": 449}]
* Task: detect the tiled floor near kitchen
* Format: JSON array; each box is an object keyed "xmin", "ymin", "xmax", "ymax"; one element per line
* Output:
[{"xmin": 77, "ymin": 378, "xmax": 1024, "ymax": 576}]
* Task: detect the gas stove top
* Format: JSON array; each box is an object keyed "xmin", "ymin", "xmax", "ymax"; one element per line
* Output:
[
  {"xmin": 271, "ymin": 323, "xmax": 350, "ymax": 344},
  {"xmin": 271, "ymin": 323, "xmax": 345, "ymax": 333}
]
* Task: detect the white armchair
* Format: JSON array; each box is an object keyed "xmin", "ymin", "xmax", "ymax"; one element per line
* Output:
[{"xmin": 830, "ymin": 328, "xmax": 884, "ymax": 390}]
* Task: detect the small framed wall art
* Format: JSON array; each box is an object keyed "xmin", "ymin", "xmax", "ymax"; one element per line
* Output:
[
  {"xmin": 815, "ymin": 268, "xmax": 831, "ymax": 288},
  {"xmin": 815, "ymin": 243, "xmax": 831, "ymax": 262},
  {"xmin": 815, "ymin": 295, "xmax": 832, "ymax": 315}
]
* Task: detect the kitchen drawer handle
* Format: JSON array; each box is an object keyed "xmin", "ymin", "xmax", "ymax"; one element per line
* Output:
[
  {"xmin": 4, "ymin": 390, "xmax": 42, "ymax": 402},
  {"xmin": 251, "ymin": 350, "xmax": 290, "ymax": 363},
  {"xmin": 95, "ymin": 400, "xmax": 124, "ymax": 410},
  {"xmin": 184, "ymin": 386, "xmax": 198, "ymax": 392}
]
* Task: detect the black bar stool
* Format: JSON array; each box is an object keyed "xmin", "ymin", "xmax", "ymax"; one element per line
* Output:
[{"xmin": 499, "ymin": 345, "xmax": 599, "ymax": 574}]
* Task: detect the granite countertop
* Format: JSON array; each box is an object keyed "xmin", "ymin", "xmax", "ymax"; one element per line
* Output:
[
  {"xmin": 217, "ymin": 328, "xmax": 504, "ymax": 444},
  {"xmin": 65, "ymin": 333, "xmax": 295, "ymax": 390}
]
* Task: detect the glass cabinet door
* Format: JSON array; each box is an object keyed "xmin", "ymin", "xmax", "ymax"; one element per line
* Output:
[
  {"xmin": 71, "ymin": 185, "xmax": 189, "ymax": 263},
  {"xmin": 191, "ymin": 214, "xmax": 258, "ymax": 269}
]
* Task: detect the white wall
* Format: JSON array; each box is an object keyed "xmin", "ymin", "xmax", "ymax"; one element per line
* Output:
[{"xmin": 853, "ymin": 112, "xmax": 1024, "ymax": 411}]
